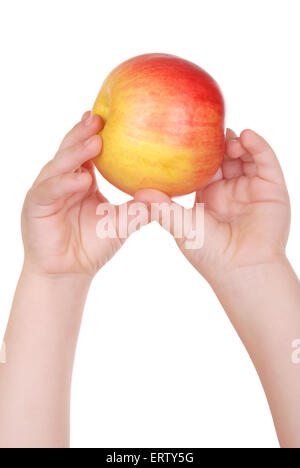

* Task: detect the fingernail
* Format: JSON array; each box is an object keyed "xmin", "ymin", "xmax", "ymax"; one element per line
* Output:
[
  {"xmin": 226, "ymin": 128, "xmax": 239, "ymax": 141},
  {"xmin": 85, "ymin": 114, "xmax": 94, "ymax": 126},
  {"xmin": 81, "ymin": 111, "xmax": 91, "ymax": 122}
]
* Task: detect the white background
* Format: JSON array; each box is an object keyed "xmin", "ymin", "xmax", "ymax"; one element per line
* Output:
[{"xmin": 0, "ymin": 0, "xmax": 299, "ymax": 449}]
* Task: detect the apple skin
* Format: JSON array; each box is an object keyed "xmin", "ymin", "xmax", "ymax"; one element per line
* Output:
[{"xmin": 92, "ymin": 53, "xmax": 225, "ymax": 197}]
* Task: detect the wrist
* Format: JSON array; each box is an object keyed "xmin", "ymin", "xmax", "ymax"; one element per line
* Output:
[
  {"xmin": 209, "ymin": 254, "xmax": 291, "ymax": 297},
  {"xmin": 6, "ymin": 265, "xmax": 93, "ymax": 364},
  {"xmin": 15, "ymin": 265, "xmax": 93, "ymax": 331},
  {"xmin": 21, "ymin": 262, "xmax": 94, "ymax": 290}
]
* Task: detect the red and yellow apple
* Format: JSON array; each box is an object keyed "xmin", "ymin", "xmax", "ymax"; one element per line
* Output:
[{"xmin": 92, "ymin": 53, "xmax": 225, "ymax": 197}]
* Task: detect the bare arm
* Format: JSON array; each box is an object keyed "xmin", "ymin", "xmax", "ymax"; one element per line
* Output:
[
  {"xmin": 136, "ymin": 128, "xmax": 300, "ymax": 447},
  {"xmin": 0, "ymin": 111, "xmax": 147, "ymax": 448},
  {"xmin": 0, "ymin": 272, "xmax": 91, "ymax": 448},
  {"xmin": 212, "ymin": 259, "xmax": 300, "ymax": 448}
]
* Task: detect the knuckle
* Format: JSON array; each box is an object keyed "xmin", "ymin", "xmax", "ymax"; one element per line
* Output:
[
  {"xmin": 44, "ymin": 159, "xmax": 55, "ymax": 170},
  {"xmin": 42, "ymin": 159, "xmax": 55, "ymax": 175},
  {"xmin": 31, "ymin": 161, "xmax": 53, "ymax": 186},
  {"xmin": 23, "ymin": 186, "xmax": 36, "ymax": 211}
]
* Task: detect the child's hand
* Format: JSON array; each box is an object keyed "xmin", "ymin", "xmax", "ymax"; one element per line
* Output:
[
  {"xmin": 22, "ymin": 112, "xmax": 147, "ymax": 278},
  {"xmin": 136, "ymin": 129, "xmax": 290, "ymax": 284}
]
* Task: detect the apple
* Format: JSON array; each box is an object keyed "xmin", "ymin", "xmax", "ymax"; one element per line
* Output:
[{"xmin": 92, "ymin": 53, "xmax": 225, "ymax": 197}]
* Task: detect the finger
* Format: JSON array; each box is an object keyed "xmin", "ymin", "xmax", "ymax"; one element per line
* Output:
[
  {"xmin": 222, "ymin": 159, "xmax": 243, "ymax": 179},
  {"xmin": 96, "ymin": 199, "xmax": 150, "ymax": 241},
  {"xmin": 207, "ymin": 166, "xmax": 223, "ymax": 184},
  {"xmin": 226, "ymin": 128, "xmax": 252, "ymax": 162},
  {"xmin": 226, "ymin": 138, "xmax": 248, "ymax": 160},
  {"xmin": 135, "ymin": 189, "xmax": 216, "ymax": 251},
  {"xmin": 195, "ymin": 167, "xmax": 223, "ymax": 203},
  {"xmin": 96, "ymin": 189, "xmax": 109, "ymax": 203},
  {"xmin": 42, "ymin": 135, "xmax": 102, "ymax": 180},
  {"xmin": 224, "ymin": 128, "xmax": 239, "ymax": 161},
  {"xmin": 226, "ymin": 128, "xmax": 238, "ymax": 140},
  {"xmin": 81, "ymin": 110, "xmax": 91, "ymax": 121},
  {"xmin": 81, "ymin": 159, "xmax": 108, "ymax": 202},
  {"xmin": 28, "ymin": 170, "xmax": 92, "ymax": 207},
  {"xmin": 117, "ymin": 200, "xmax": 150, "ymax": 238},
  {"xmin": 226, "ymin": 140, "xmax": 253, "ymax": 162},
  {"xmin": 134, "ymin": 189, "xmax": 187, "ymax": 238},
  {"xmin": 240, "ymin": 129, "xmax": 285, "ymax": 184},
  {"xmin": 82, "ymin": 160, "xmax": 98, "ymax": 190},
  {"xmin": 242, "ymin": 161, "xmax": 257, "ymax": 177},
  {"xmin": 59, "ymin": 114, "xmax": 104, "ymax": 151},
  {"xmin": 134, "ymin": 189, "xmax": 171, "ymax": 205},
  {"xmin": 225, "ymin": 128, "xmax": 239, "ymax": 160}
]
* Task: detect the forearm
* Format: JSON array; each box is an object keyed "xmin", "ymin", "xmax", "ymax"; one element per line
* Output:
[
  {"xmin": 211, "ymin": 258, "xmax": 300, "ymax": 448},
  {"xmin": 0, "ymin": 268, "xmax": 92, "ymax": 448}
]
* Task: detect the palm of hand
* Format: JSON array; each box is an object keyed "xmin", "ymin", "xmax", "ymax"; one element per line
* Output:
[
  {"xmin": 23, "ymin": 167, "xmax": 124, "ymax": 277},
  {"xmin": 22, "ymin": 113, "xmax": 135, "ymax": 278},
  {"xmin": 184, "ymin": 129, "xmax": 290, "ymax": 275},
  {"xmin": 199, "ymin": 173, "xmax": 290, "ymax": 270}
]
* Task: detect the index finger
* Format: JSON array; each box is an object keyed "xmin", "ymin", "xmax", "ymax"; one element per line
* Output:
[{"xmin": 58, "ymin": 113, "xmax": 104, "ymax": 151}]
